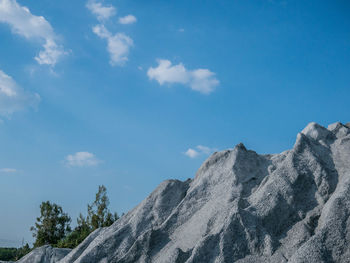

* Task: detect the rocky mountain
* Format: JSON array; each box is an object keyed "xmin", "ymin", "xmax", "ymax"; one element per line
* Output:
[{"xmin": 5, "ymin": 122, "xmax": 350, "ymax": 262}]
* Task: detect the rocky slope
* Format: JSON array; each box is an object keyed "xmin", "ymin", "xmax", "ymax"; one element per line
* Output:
[{"xmin": 6, "ymin": 122, "xmax": 350, "ymax": 262}]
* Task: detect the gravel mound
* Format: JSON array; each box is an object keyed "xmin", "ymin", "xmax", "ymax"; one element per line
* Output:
[{"xmin": 6, "ymin": 122, "xmax": 350, "ymax": 262}]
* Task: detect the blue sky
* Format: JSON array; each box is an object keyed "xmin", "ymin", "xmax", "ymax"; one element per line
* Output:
[{"xmin": 0, "ymin": 0, "xmax": 349, "ymax": 247}]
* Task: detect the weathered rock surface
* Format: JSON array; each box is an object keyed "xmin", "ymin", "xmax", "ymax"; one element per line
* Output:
[{"xmin": 5, "ymin": 122, "xmax": 350, "ymax": 262}]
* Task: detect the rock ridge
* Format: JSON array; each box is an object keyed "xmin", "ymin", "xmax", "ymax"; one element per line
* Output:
[{"xmin": 5, "ymin": 121, "xmax": 350, "ymax": 263}]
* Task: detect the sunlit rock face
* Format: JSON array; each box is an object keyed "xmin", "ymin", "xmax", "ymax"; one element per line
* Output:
[{"xmin": 7, "ymin": 122, "xmax": 350, "ymax": 263}]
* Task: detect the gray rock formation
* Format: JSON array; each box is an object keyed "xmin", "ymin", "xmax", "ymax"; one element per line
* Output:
[
  {"xmin": 57, "ymin": 121, "xmax": 350, "ymax": 263},
  {"xmin": 5, "ymin": 122, "xmax": 350, "ymax": 262}
]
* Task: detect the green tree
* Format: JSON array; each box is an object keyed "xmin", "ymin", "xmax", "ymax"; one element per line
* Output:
[
  {"xmin": 15, "ymin": 243, "xmax": 31, "ymax": 260},
  {"xmin": 0, "ymin": 247, "xmax": 17, "ymax": 261},
  {"xmin": 57, "ymin": 185, "xmax": 118, "ymax": 248},
  {"xmin": 57, "ymin": 214, "xmax": 91, "ymax": 248},
  {"xmin": 0, "ymin": 244, "xmax": 31, "ymax": 261},
  {"xmin": 87, "ymin": 185, "xmax": 119, "ymax": 229},
  {"xmin": 30, "ymin": 201, "xmax": 71, "ymax": 247}
]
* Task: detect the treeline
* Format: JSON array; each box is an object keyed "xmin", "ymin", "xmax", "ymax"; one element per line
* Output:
[
  {"xmin": 0, "ymin": 185, "xmax": 118, "ymax": 261},
  {"xmin": 31, "ymin": 185, "xmax": 119, "ymax": 248},
  {"xmin": 0, "ymin": 245, "xmax": 30, "ymax": 261}
]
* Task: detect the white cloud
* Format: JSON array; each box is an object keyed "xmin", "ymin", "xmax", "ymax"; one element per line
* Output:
[
  {"xmin": 92, "ymin": 24, "xmax": 133, "ymax": 66},
  {"xmin": 147, "ymin": 60, "xmax": 189, "ymax": 85},
  {"xmin": 0, "ymin": 0, "xmax": 66, "ymax": 66},
  {"xmin": 65, "ymin": 152, "xmax": 101, "ymax": 167},
  {"xmin": 119, "ymin": 15, "xmax": 137, "ymax": 25},
  {"xmin": 190, "ymin": 69, "xmax": 220, "ymax": 94},
  {"xmin": 178, "ymin": 28, "xmax": 185, "ymax": 32},
  {"xmin": 86, "ymin": 1, "xmax": 135, "ymax": 66},
  {"xmin": 185, "ymin": 148, "xmax": 199, "ymax": 158},
  {"xmin": 184, "ymin": 145, "xmax": 216, "ymax": 159},
  {"xmin": 147, "ymin": 59, "xmax": 219, "ymax": 94},
  {"xmin": 0, "ymin": 70, "xmax": 40, "ymax": 117},
  {"xmin": 35, "ymin": 39, "xmax": 66, "ymax": 66},
  {"xmin": 86, "ymin": 0, "xmax": 116, "ymax": 21},
  {"xmin": 0, "ymin": 168, "xmax": 17, "ymax": 173}
]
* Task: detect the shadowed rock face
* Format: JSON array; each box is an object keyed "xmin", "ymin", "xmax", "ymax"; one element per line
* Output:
[{"xmin": 6, "ymin": 122, "xmax": 350, "ymax": 263}]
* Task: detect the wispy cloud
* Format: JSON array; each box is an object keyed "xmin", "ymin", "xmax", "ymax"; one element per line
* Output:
[
  {"xmin": 0, "ymin": 70, "xmax": 40, "ymax": 117},
  {"xmin": 92, "ymin": 24, "xmax": 133, "ymax": 66},
  {"xmin": 196, "ymin": 145, "xmax": 213, "ymax": 155},
  {"xmin": 119, "ymin": 15, "xmax": 137, "ymax": 25},
  {"xmin": 86, "ymin": 0, "xmax": 116, "ymax": 21},
  {"xmin": 184, "ymin": 145, "xmax": 217, "ymax": 159},
  {"xmin": 0, "ymin": 168, "xmax": 17, "ymax": 173},
  {"xmin": 0, "ymin": 0, "xmax": 67, "ymax": 66},
  {"xmin": 147, "ymin": 59, "xmax": 219, "ymax": 94},
  {"xmin": 87, "ymin": 0, "xmax": 135, "ymax": 66},
  {"xmin": 64, "ymin": 152, "xmax": 101, "ymax": 167}
]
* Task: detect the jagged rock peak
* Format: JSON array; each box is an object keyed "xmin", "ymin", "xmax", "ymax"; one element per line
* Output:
[
  {"xmin": 327, "ymin": 122, "xmax": 350, "ymax": 138},
  {"xmin": 235, "ymin": 142, "xmax": 247, "ymax": 151},
  {"xmin": 301, "ymin": 122, "xmax": 334, "ymax": 141}
]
